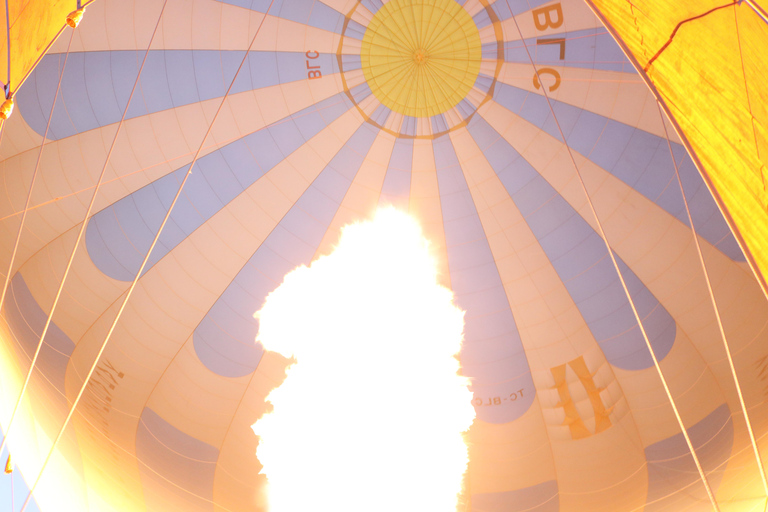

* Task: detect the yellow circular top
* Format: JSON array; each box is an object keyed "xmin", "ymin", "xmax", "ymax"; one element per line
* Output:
[{"xmin": 360, "ymin": 0, "xmax": 482, "ymax": 118}]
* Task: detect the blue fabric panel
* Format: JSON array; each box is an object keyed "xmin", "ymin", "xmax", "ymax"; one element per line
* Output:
[
  {"xmin": 378, "ymin": 138, "xmax": 413, "ymax": 211},
  {"xmin": 493, "ymin": 83, "xmax": 745, "ymax": 261},
  {"xmin": 504, "ymin": 28, "xmax": 633, "ymax": 73},
  {"xmin": 18, "ymin": 50, "xmax": 340, "ymax": 140},
  {"xmin": 341, "ymin": 54, "xmax": 362, "ymax": 71},
  {"xmin": 193, "ymin": 124, "xmax": 378, "ymax": 377},
  {"xmin": 473, "ymin": 480, "xmax": 559, "ymax": 512},
  {"xmin": 4, "ymin": 273, "xmax": 75, "ymax": 398},
  {"xmin": 473, "ymin": 8, "xmax": 492, "ymax": 29},
  {"xmin": 360, "ymin": 0, "xmax": 383, "ymax": 14},
  {"xmin": 136, "ymin": 408, "xmax": 218, "ymax": 511},
  {"xmin": 370, "ymin": 103, "xmax": 391, "ymax": 125},
  {"xmin": 213, "ymin": 0, "xmax": 254, "ymax": 7},
  {"xmin": 486, "ymin": 0, "xmax": 553, "ymax": 21},
  {"xmin": 431, "ymin": 113, "xmax": 448, "ymax": 133},
  {"xmin": 86, "ymin": 93, "xmax": 353, "ymax": 281},
  {"xmin": 482, "ymin": 42, "xmax": 499, "ymax": 60},
  {"xmin": 433, "ymin": 135, "xmax": 535, "ymax": 424},
  {"xmin": 468, "ymin": 116, "xmax": 676, "ymax": 371},
  {"xmin": 401, "ymin": 116, "xmax": 417, "ymax": 136},
  {"xmin": 475, "ymin": 74, "xmax": 494, "ymax": 94},
  {"xmin": 344, "ymin": 19, "xmax": 367, "ymax": 40},
  {"xmin": 350, "ymin": 82, "xmax": 372, "ymax": 103},
  {"xmin": 215, "ymin": 0, "xmax": 345, "ymax": 33},
  {"xmin": 645, "ymin": 404, "xmax": 733, "ymax": 511},
  {"xmin": 457, "ymin": 99, "xmax": 476, "ymax": 119}
]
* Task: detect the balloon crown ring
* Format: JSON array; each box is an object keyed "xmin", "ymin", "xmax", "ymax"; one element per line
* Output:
[
  {"xmin": 338, "ymin": 0, "xmax": 503, "ymax": 138},
  {"xmin": 359, "ymin": 0, "xmax": 482, "ymax": 119}
]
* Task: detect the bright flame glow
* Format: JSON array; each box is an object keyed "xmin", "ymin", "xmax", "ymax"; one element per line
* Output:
[{"xmin": 252, "ymin": 208, "xmax": 475, "ymax": 512}]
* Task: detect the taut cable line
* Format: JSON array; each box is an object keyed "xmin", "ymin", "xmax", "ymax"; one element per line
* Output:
[
  {"xmin": 656, "ymin": 100, "xmax": 768, "ymax": 512},
  {"xmin": 18, "ymin": 1, "xmax": 277, "ymax": 510},
  {"xmin": 0, "ymin": 26, "xmax": 78, "ymax": 460},
  {"xmin": 503, "ymin": 2, "xmax": 721, "ymax": 510}
]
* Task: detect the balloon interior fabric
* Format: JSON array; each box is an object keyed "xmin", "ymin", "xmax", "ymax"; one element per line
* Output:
[
  {"xmin": 0, "ymin": 0, "xmax": 767, "ymax": 511},
  {"xmin": 587, "ymin": 0, "xmax": 768, "ymax": 302}
]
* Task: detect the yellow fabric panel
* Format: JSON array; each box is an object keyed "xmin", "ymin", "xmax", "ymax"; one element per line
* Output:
[
  {"xmin": 360, "ymin": 0, "xmax": 482, "ymax": 118},
  {"xmin": 588, "ymin": 0, "xmax": 768, "ymax": 297},
  {"xmin": 0, "ymin": 0, "xmax": 85, "ymax": 94}
]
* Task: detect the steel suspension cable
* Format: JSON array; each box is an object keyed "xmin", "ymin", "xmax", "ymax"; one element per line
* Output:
[
  {"xmin": 10, "ymin": 0, "xmax": 170, "ymax": 504},
  {"xmin": 503, "ymin": 5, "xmax": 721, "ymax": 511},
  {"xmin": 0, "ymin": 28, "xmax": 78, "ymax": 461},
  {"xmin": 656, "ymin": 100, "xmax": 768, "ymax": 511},
  {"xmin": 6, "ymin": 0, "xmax": 169, "ymax": 503},
  {"xmin": 18, "ymin": 2, "xmax": 276, "ymax": 510}
]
